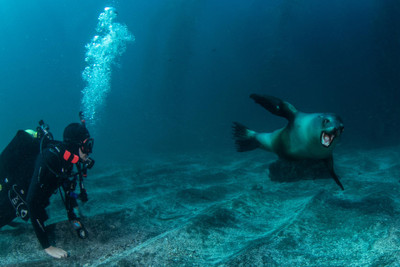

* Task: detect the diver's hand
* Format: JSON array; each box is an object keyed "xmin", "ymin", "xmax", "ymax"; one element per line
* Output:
[{"xmin": 44, "ymin": 246, "xmax": 68, "ymax": 259}]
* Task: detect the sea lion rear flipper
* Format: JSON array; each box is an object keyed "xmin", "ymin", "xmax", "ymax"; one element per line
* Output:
[
  {"xmin": 250, "ymin": 94, "xmax": 297, "ymax": 121},
  {"xmin": 232, "ymin": 122, "xmax": 260, "ymax": 152},
  {"xmin": 324, "ymin": 157, "xmax": 344, "ymax": 190}
]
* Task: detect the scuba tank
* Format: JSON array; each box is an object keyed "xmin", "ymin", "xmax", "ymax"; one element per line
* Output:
[{"xmin": 0, "ymin": 122, "xmax": 48, "ymax": 221}]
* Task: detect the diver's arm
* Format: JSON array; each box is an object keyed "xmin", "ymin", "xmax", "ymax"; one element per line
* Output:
[
  {"xmin": 27, "ymin": 151, "xmax": 68, "ymax": 258},
  {"xmin": 28, "ymin": 201, "xmax": 68, "ymax": 258},
  {"xmin": 26, "ymin": 157, "xmax": 52, "ymax": 249}
]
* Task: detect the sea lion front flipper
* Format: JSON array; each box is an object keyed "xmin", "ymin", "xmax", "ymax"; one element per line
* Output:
[
  {"xmin": 324, "ymin": 157, "xmax": 344, "ymax": 190},
  {"xmin": 250, "ymin": 94, "xmax": 297, "ymax": 122}
]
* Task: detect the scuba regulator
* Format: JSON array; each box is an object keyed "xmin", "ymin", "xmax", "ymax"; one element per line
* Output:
[{"xmin": 37, "ymin": 119, "xmax": 54, "ymax": 154}]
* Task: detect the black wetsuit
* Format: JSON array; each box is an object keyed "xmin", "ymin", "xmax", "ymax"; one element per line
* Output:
[
  {"xmin": 0, "ymin": 131, "xmax": 80, "ymax": 249},
  {"xmin": 27, "ymin": 144, "xmax": 79, "ymax": 249}
]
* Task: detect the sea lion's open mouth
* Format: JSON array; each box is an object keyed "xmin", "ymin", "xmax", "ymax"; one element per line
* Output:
[
  {"xmin": 321, "ymin": 126, "xmax": 344, "ymax": 148},
  {"xmin": 321, "ymin": 132, "xmax": 335, "ymax": 148}
]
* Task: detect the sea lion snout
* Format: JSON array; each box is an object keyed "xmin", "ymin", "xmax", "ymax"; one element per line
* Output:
[{"xmin": 322, "ymin": 115, "xmax": 344, "ymax": 133}]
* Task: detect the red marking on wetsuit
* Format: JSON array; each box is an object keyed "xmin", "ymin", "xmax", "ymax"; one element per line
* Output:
[
  {"xmin": 63, "ymin": 151, "xmax": 71, "ymax": 161},
  {"xmin": 63, "ymin": 150, "xmax": 79, "ymax": 164},
  {"xmin": 71, "ymin": 155, "xmax": 79, "ymax": 164}
]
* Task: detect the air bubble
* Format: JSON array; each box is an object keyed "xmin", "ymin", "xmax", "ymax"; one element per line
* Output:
[{"xmin": 81, "ymin": 7, "xmax": 134, "ymax": 125}]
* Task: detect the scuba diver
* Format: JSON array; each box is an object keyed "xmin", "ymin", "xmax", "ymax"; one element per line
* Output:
[{"xmin": 0, "ymin": 113, "xmax": 95, "ymax": 259}]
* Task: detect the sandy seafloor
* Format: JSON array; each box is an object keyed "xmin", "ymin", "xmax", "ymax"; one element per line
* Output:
[{"xmin": 1, "ymin": 146, "xmax": 400, "ymax": 266}]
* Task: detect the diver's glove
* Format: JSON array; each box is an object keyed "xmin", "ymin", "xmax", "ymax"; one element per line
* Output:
[{"xmin": 70, "ymin": 219, "xmax": 88, "ymax": 239}]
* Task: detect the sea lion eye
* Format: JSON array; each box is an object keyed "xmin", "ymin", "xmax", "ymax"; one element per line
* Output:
[{"xmin": 323, "ymin": 119, "xmax": 330, "ymax": 125}]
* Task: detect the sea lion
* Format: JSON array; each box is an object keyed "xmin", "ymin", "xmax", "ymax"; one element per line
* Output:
[{"xmin": 233, "ymin": 94, "xmax": 345, "ymax": 190}]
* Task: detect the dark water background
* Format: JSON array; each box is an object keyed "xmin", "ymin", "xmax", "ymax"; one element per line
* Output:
[{"xmin": 0, "ymin": 0, "xmax": 399, "ymax": 164}]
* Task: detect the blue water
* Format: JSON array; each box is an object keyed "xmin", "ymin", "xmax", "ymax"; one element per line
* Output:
[
  {"xmin": 0, "ymin": 0, "xmax": 399, "ymax": 161},
  {"xmin": 1, "ymin": 1, "xmax": 400, "ymax": 265}
]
